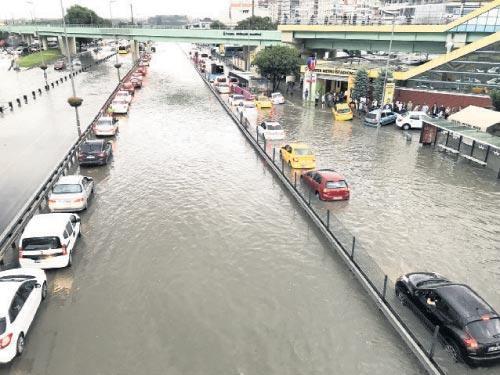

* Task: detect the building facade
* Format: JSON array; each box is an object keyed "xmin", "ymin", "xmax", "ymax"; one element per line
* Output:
[{"xmin": 228, "ymin": 0, "xmax": 271, "ymax": 26}]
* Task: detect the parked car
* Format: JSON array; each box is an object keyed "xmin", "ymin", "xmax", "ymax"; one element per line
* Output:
[
  {"xmin": 257, "ymin": 121, "xmax": 285, "ymax": 140},
  {"xmin": 270, "ymin": 92, "xmax": 285, "ymax": 105},
  {"xmin": 237, "ymin": 101, "xmax": 257, "ymax": 116},
  {"xmin": 139, "ymin": 60, "xmax": 149, "ymax": 67},
  {"xmin": 130, "ymin": 77, "xmax": 142, "ymax": 88},
  {"xmin": 216, "ymin": 84, "xmax": 231, "ymax": 94},
  {"xmin": 54, "ymin": 60, "xmax": 66, "ymax": 70},
  {"xmin": 93, "ymin": 116, "xmax": 119, "ymax": 136},
  {"xmin": 487, "ymin": 77, "xmax": 500, "ymax": 85},
  {"xmin": 19, "ymin": 213, "xmax": 81, "ymax": 269},
  {"xmin": 115, "ymin": 90, "xmax": 133, "ymax": 104},
  {"xmin": 395, "ymin": 272, "xmax": 500, "ymax": 365},
  {"xmin": 78, "ymin": 139, "xmax": 113, "ymax": 166},
  {"xmin": 301, "ymin": 169, "xmax": 350, "ymax": 201},
  {"xmin": 280, "ymin": 143, "xmax": 316, "ymax": 169},
  {"xmin": 364, "ymin": 109, "xmax": 398, "ymax": 127},
  {"xmin": 487, "ymin": 66, "xmax": 500, "ymax": 74},
  {"xmin": 332, "ymin": 103, "xmax": 353, "ymax": 121},
  {"xmin": 228, "ymin": 94, "xmax": 245, "ymax": 107},
  {"xmin": 0, "ymin": 268, "xmax": 47, "ymax": 363},
  {"xmin": 396, "ymin": 111, "xmax": 428, "ymax": 130},
  {"xmin": 255, "ymin": 95, "xmax": 273, "ymax": 109},
  {"xmin": 48, "ymin": 175, "xmax": 94, "ymax": 212},
  {"xmin": 121, "ymin": 82, "xmax": 135, "ymax": 95},
  {"xmin": 72, "ymin": 58, "xmax": 82, "ymax": 66},
  {"xmin": 110, "ymin": 99, "xmax": 129, "ymax": 115},
  {"xmin": 136, "ymin": 67, "xmax": 147, "ymax": 76}
]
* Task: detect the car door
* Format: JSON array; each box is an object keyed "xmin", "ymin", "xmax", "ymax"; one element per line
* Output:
[
  {"xmin": 313, "ymin": 173, "xmax": 322, "ymax": 191},
  {"xmin": 380, "ymin": 112, "xmax": 387, "ymax": 125},
  {"xmin": 65, "ymin": 221, "xmax": 76, "ymax": 254},
  {"xmin": 82, "ymin": 177, "xmax": 93, "ymax": 199},
  {"xmin": 409, "ymin": 114, "xmax": 420, "ymax": 128},
  {"xmin": 9, "ymin": 289, "xmax": 28, "ymax": 335},
  {"xmin": 258, "ymin": 122, "xmax": 265, "ymax": 136},
  {"xmin": 16, "ymin": 281, "xmax": 39, "ymax": 333}
]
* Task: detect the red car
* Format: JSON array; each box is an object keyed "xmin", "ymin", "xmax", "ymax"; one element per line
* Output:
[
  {"xmin": 121, "ymin": 82, "xmax": 135, "ymax": 95},
  {"xmin": 301, "ymin": 169, "xmax": 350, "ymax": 201}
]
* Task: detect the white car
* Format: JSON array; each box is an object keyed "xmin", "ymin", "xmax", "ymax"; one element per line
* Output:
[
  {"xmin": 270, "ymin": 92, "xmax": 285, "ymax": 105},
  {"xmin": 19, "ymin": 213, "xmax": 81, "ymax": 269},
  {"xmin": 487, "ymin": 77, "xmax": 500, "ymax": 85},
  {"xmin": 228, "ymin": 94, "xmax": 245, "ymax": 107},
  {"xmin": 237, "ymin": 101, "xmax": 257, "ymax": 115},
  {"xmin": 72, "ymin": 58, "xmax": 81, "ymax": 66},
  {"xmin": 93, "ymin": 116, "xmax": 119, "ymax": 136},
  {"xmin": 257, "ymin": 121, "xmax": 285, "ymax": 140},
  {"xmin": 216, "ymin": 84, "xmax": 231, "ymax": 94},
  {"xmin": 396, "ymin": 111, "xmax": 428, "ymax": 130},
  {"xmin": 115, "ymin": 90, "xmax": 132, "ymax": 104},
  {"xmin": 48, "ymin": 175, "xmax": 94, "ymax": 212},
  {"xmin": 0, "ymin": 268, "xmax": 47, "ymax": 364},
  {"xmin": 110, "ymin": 99, "xmax": 129, "ymax": 115}
]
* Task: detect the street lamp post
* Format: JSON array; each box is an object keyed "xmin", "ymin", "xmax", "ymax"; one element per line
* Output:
[
  {"xmin": 26, "ymin": 1, "xmax": 48, "ymax": 87},
  {"xmin": 109, "ymin": 0, "xmax": 121, "ymax": 82},
  {"xmin": 381, "ymin": 10, "xmax": 397, "ymax": 120},
  {"xmin": 59, "ymin": 0, "xmax": 82, "ymax": 137}
]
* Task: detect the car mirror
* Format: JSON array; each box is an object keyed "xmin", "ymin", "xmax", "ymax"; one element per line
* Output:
[{"xmin": 35, "ymin": 283, "xmax": 41, "ymax": 288}]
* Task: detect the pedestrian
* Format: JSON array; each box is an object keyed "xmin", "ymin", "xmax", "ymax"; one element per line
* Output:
[
  {"xmin": 372, "ymin": 98, "xmax": 378, "ymax": 110},
  {"xmin": 315, "ymin": 91, "xmax": 320, "ymax": 107},
  {"xmin": 304, "ymin": 88, "xmax": 309, "ymax": 101},
  {"xmin": 407, "ymin": 100, "xmax": 413, "ymax": 111},
  {"xmin": 414, "ymin": 104, "xmax": 420, "ymax": 112},
  {"xmin": 431, "ymin": 103, "xmax": 438, "ymax": 117},
  {"xmin": 422, "ymin": 103, "xmax": 429, "ymax": 114},
  {"xmin": 445, "ymin": 106, "xmax": 451, "ymax": 119},
  {"xmin": 321, "ymin": 93, "xmax": 326, "ymax": 109}
]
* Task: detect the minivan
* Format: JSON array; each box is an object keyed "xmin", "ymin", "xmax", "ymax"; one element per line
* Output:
[{"xmin": 19, "ymin": 213, "xmax": 81, "ymax": 269}]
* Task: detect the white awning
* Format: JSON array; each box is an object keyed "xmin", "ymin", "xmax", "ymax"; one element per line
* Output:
[{"xmin": 448, "ymin": 106, "xmax": 500, "ymax": 133}]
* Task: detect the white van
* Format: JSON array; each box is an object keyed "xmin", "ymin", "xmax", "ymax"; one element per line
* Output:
[
  {"xmin": 396, "ymin": 111, "xmax": 428, "ymax": 130},
  {"xmin": 19, "ymin": 213, "xmax": 81, "ymax": 269}
]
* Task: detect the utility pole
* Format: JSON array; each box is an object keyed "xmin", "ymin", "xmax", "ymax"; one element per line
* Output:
[
  {"xmin": 251, "ymin": 0, "xmax": 255, "ymax": 29},
  {"xmin": 130, "ymin": 3, "xmax": 134, "ymax": 25}
]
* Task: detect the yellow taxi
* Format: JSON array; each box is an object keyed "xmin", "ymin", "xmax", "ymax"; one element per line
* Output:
[
  {"xmin": 279, "ymin": 143, "xmax": 316, "ymax": 169},
  {"xmin": 255, "ymin": 95, "xmax": 273, "ymax": 109},
  {"xmin": 332, "ymin": 103, "xmax": 353, "ymax": 121}
]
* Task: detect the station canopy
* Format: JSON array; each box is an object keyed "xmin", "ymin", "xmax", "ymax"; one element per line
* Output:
[{"xmin": 448, "ymin": 106, "xmax": 500, "ymax": 133}]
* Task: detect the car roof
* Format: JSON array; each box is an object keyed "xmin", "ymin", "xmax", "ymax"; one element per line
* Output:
[
  {"xmin": 98, "ymin": 116, "xmax": 113, "ymax": 121},
  {"xmin": 56, "ymin": 175, "xmax": 83, "ymax": 185},
  {"xmin": 22, "ymin": 213, "xmax": 74, "ymax": 238},
  {"xmin": 336, "ymin": 103, "xmax": 350, "ymax": 108},
  {"xmin": 289, "ymin": 143, "xmax": 310, "ymax": 148},
  {"xmin": 314, "ymin": 169, "xmax": 345, "ymax": 180},
  {"xmin": 263, "ymin": 121, "xmax": 281, "ymax": 126},
  {"xmin": 82, "ymin": 139, "xmax": 104, "ymax": 145},
  {"xmin": 0, "ymin": 283, "xmax": 19, "ymax": 315}
]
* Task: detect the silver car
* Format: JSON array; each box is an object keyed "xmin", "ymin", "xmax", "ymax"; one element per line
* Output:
[{"xmin": 48, "ymin": 175, "xmax": 94, "ymax": 212}]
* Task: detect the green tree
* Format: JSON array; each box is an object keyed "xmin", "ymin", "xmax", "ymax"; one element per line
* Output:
[
  {"xmin": 235, "ymin": 16, "xmax": 276, "ymax": 30},
  {"xmin": 210, "ymin": 20, "xmax": 227, "ymax": 29},
  {"xmin": 352, "ymin": 69, "xmax": 369, "ymax": 100},
  {"xmin": 253, "ymin": 46, "xmax": 301, "ymax": 91},
  {"xmin": 65, "ymin": 5, "xmax": 107, "ymax": 25},
  {"xmin": 372, "ymin": 69, "xmax": 393, "ymax": 104},
  {"xmin": 490, "ymin": 90, "xmax": 500, "ymax": 111}
]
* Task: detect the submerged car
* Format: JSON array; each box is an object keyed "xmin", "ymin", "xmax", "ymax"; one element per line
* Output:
[
  {"xmin": 48, "ymin": 175, "xmax": 94, "ymax": 212},
  {"xmin": 395, "ymin": 272, "xmax": 500, "ymax": 365},
  {"xmin": 93, "ymin": 116, "xmax": 119, "ymax": 136},
  {"xmin": 228, "ymin": 94, "xmax": 245, "ymax": 107},
  {"xmin": 364, "ymin": 109, "xmax": 398, "ymax": 127},
  {"xmin": 332, "ymin": 103, "xmax": 353, "ymax": 121},
  {"xmin": 396, "ymin": 111, "xmax": 428, "ymax": 130},
  {"xmin": 257, "ymin": 121, "xmax": 285, "ymax": 140},
  {"xmin": 110, "ymin": 99, "xmax": 129, "ymax": 115},
  {"xmin": 280, "ymin": 143, "xmax": 316, "ymax": 169},
  {"xmin": 78, "ymin": 139, "xmax": 113, "ymax": 166},
  {"xmin": 216, "ymin": 84, "xmax": 231, "ymax": 94},
  {"xmin": 301, "ymin": 169, "xmax": 350, "ymax": 201},
  {"xmin": 54, "ymin": 60, "xmax": 66, "ymax": 70},
  {"xmin": 115, "ymin": 90, "xmax": 133, "ymax": 104},
  {"xmin": 270, "ymin": 92, "xmax": 285, "ymax": 105},
  {"xmin": 0, "ymin": 268, "xmax": 47, "ymax": 364},
  {"xmin": 255, "ymin": 95, "xmax": 273, "ymax": 109},
  {"xmin": 121, "ymin": 82, "xmax": 135, "ymax": 95}
]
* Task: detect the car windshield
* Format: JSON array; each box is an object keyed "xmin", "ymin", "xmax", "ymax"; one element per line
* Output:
[
  {"xmin": 53, "ymin": 184, "xmax": 82, "ymax": 194},
  {"xmin": 337, "ymin": 108, "xmax": 351, "ymax": 114},
  {"xmin": 295, "ymin": 148, "xmax": 312, "ymax": 156},
  {"xmin": 233, "ymin": 95, "xmax": 244, "ymax": 100},
  {"xmin": 22, "ymin": 236, "xmax": 62, "ymax": 251},
  {"xmin": 0, "ymin": 318, "xmax": 5, "ymax": 336},
  {"xmin": 113, "ymin": 100, "xmax": 127, "ymax": 105},
  {"xmin": 267, "ymin": 124, "xmax": 282, "ymax": 131},
  {"xmin": 467, "ymin": 318, "xmax": 500, "ymax": 340},
  {"xmin": 366, "ymin": 113, "xmax": 377, "ymax": 119},
  {"xmin": 81, "ymin": 143, "xmax": 102, "ymax": 153},
  {"xmin": 326, "ymin": 180, "xmax": 347, "ymax": 189},
  {"xmin": 98, "ymin": 119, "xmax": 113, "ymax": 126}
]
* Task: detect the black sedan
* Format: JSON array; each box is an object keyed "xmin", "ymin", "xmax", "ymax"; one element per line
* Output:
[
  {"xmin": 395, "ymin": 272, "xmax": 500, "ymax": 366},
  {"xmin": 78, "ymin": 140, "xmax": 113, "ymax": 166}
]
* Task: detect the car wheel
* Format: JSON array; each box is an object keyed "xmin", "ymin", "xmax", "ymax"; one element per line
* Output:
[
  {"xmin": 445, "ymin": 340, "xmax": 463, "ymax": 363},
  {"xmin": 402, "ymin": 124, "xmax": 411, "ymax": 130},
  {"xmin": 67, "ymin": 252, "xmax": 73, "ymax": 267},
  {"xmin": 395, "ymin": 287, "xmax": 408, "ymax": 306},
  {"xmin": 41, "ymin": 281, "xmax": 48, "ymax": 300},
  {"xmin": 16, "ymin": 333, "xmax": 25, "ymax": 356}
]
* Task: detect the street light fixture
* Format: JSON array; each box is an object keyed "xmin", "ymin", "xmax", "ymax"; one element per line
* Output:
[{"xmin": 59, "ymin": 0, "xmax": 82, "ymax": 137}]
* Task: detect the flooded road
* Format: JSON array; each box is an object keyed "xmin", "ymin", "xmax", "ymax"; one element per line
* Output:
[
  {"xmin": 0, "ymin": 51, "xmax": 131, "ymax": 233},
  {"xmin": 0, "ymin": 44, "xmax": 423, "ymax": 374},
  {"xmin": 259, "ymin": 98, "xmax": 500, "ymax": 314}
]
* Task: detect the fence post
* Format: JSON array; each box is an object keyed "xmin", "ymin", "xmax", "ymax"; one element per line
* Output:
[
  {"xmin": 281, "ymin": 158, "xmax": 284, "ymax": 173},
  {"xmin": 273, "ymin": 147, "xmax": 275, "ymax": 162},
  {"xmin": 382, "ymin": 275, "xmax": 388, "ymax": 300},
  {"xmin": 428, "ymin": 326, "xmax": 440, "ymax": 359},
  {"xmin": 294, "ymin": 173, "xmax": 297, "ymax": 188},
  {"xmin": 256, "ymin": 126, "xmax": 259, "ymax": 142},
  {"xmin": 23, "ymin": 95, "xmax": 28, "ymax": 103},
  {"xmin": 351, "ymin": 236, "xmax": 356, "ymax": 259},
  {"xmin": 308, "ymin": 189, "xmax": 311, "ymax": 205},
  {"xmin": 326, "ymin": 210, "xmax": 330, "ymax": 230}
]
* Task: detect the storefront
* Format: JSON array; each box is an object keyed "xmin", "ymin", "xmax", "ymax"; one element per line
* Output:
[{"xmin": 301, "ymin": 65, "xmax": 356, "ymax": 103}]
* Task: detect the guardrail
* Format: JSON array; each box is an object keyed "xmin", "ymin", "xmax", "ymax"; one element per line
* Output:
[
  {"xmin": 189, "ymin": 56, "xmax": 448, "ymax": 375},
  {"xmin": 0, "ymin": 52, "xmax": 117, "ymax": 117},
  {"xmin": 0, "ymin": 59, "xmax": 140, "ymax": 267}
]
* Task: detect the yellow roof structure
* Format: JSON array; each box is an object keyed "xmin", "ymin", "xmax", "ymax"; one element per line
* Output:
[{"xmin": 448, "ymin": 106, "xmax": 500, "ymax": 133}]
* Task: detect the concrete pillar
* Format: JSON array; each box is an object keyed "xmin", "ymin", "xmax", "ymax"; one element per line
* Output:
[
  {"xmin": 58, "ymin": 36, "xmax": 77, "ymax": 57},
  {"xmin": 41, "ymin": 36, "xmax": 48, "ymax": 51},
  {"xmin": 130, "ymin": 39, "xmax": 139, "ymax": 62},
  {"xmin": 25, "ymin": 34, "xmax": 33, "ymax": 45}
]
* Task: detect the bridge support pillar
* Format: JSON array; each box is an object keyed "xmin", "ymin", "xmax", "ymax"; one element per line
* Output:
[
  {"xmin": 130, "ymin": 39, "xmax": 139, "ymax": 62},
  {"xmin": 58, "ymin": 36, "xmax": 77, "ymax": 57},
  {"xmin": 40, "ymin": 36, "xmax": 48, "ymax": 51}
]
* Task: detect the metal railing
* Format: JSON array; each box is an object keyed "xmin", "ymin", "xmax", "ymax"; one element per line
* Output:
[
  {"xmin": 190, "ymin": 56, "xmax": 456, "ymax": 375},
  {"xmin": 0, "ymin": 59, "xmax": 140, "ymax": 267}
]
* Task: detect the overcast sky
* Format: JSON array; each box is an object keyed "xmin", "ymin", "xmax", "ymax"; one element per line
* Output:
[{"xmin": 0, "ymin": 0, "xmax": 230, "ymax": 21}]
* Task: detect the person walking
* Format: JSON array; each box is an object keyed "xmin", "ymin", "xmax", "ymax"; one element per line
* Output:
[
  {"xmin": 407, "ymin": 100, "xmax": 413, "ymax": 111},
  {"xmin": 321, "ymin": 93, "xmax": 326, "ymax": 109},
  {"xmin": 315, "ymin": 91, "xmax": 320, "ymax": 107},
  {"xmin": 304, "ymin": 88, "xmax": 309, "ymax": 101}
]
